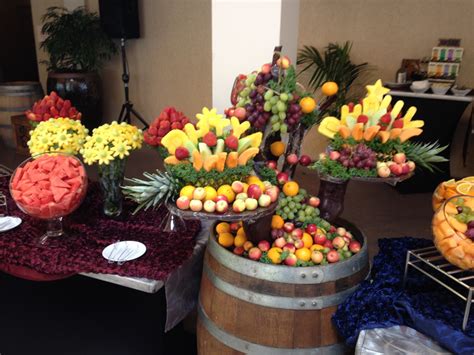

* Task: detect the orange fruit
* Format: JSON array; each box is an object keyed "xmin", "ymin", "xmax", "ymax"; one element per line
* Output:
[
  {"xmin": 310, "ymin": 244, "xmax": 324, "ymax": 252},
  {"xmin": 299, "ymin": 97, "xmax": 316, "ymax": 113},
  {"xmin": 218, "ymin": 233, "xmax": 234, "ymax": 248},
  {"xmin": 217, "ymin": 184, "xmax": 235, "ymax": 202},
  {"xmin": 270, "ymin": 141, "xmax": 285, "ymax": 157},
  {"xmin": 180, "ymin": 185, "xmax": 195, "ymax": 199},
  {"xmin": 456, "ymin": 182, "xmax": 474, "ymax": 196},
  {"xmin": 271, "ymin": 215, "xmax": 285, "ymax": 229},
  {"xmin": 283, "ymin": 181, "xmax": 299, "ymax": 197},
  {"xmin": 215, "ymin": 222, "xmax": 230, "ymax": 234},
  {"xmin": 234, "ymin": 233, "xmax": 247, "ymax": 247},
  {"xmin": 321, "ymin": 82, "xmax": 338, "ymax": 96},
  {"xmin": 295, "ymin": 247, "xmax": 311, "ymax": 262},
  {"xmin": 302, "ymin": 233, "xmax": 313, "ymax": 248},
  {"xmin": 267, "ymin": 247, "xmax": 283, "ymax": 264},
  {"xmin": 204, "ymin": 186, "xmax": 217, "ymax": 201}
]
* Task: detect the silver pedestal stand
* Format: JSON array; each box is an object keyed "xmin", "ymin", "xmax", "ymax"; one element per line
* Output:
[{"xmin": 403, "ymin": 245, "xmax": 474, "ymax": 331}]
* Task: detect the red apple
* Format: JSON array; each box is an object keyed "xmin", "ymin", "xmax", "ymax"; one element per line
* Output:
[
  {"xmin": 231, "ymin": 181, "xmax": 244, "ymax": 194},
  {"xmin": 230, "ymin": 222, "xmax": 240, "ymax": 232},
  {"xmin": 247, "ymin": 184, "xmax": 263, "ymax": 199},
  {"xmin": 308, "ymin": 196, "xmax": 320, "ymax": 207},
  {"xmin": 346, "ymin": 231, "xmax": 353, "ymax": 239},
  {"xmin": 214, "ymin": 195, "xmax": 229, "ymax": 203},
  {"xmin": 294, "ymin": 239, "xmax": 305, "ymax": 249},
  {"xmin": 233, "ymin": 246, "xmax": 244, "ymax": 256},
  {"xmin": 329, "ymin": 226, "xmax": 336, "ymax": 233},
  {"xmin": 299, "ymin": 155, "xmax": 312, "ymax": 166},
  {"xmin": 243, "ymin": 241, "xmax": 254, "ymax": 252},
  {"xmin": 193, "ymin": 187, "xmax": 207, "ymax": 201},
  {"xmin": 190, "ymin": 199, "xmax": 203, "ymax": 212},
  {"xmin": 323, "ymin": 239, "xmax": 334, "ymax": 249},
  {"xmin": 329, "ymin": 151, "xmax": 341, "ymax": 161},
  {"xmin": 349, "ymin": 240, "xmax": 361, "ymax": 253},
  {"xmin": 332, "ymin": 236, "xmax": 346, "ymax": 249},
  {"xmin": 258, "ymin": 240, "xmax": 270, "ymax": 252},
  {"xmin": 401, "ymin": 163, "xmax": 410, "ymax": 175},
  {"xmin": 277, "ymin": 56, "xmax": 291, "ymax": 69},
  {"xmin": 236, "ymin": 192, "xmax": 248, "ymax": 201},
  {"xmin": 283, "ymin": 243, "xmax": 296, "ymax": 253},
  {"xmin": 176, "ymin": 196, "xmax": 190, "ymax": 210},
  {"xmin": 215, "ymin": 200, "xmax": 229, "ymax": 213},
  {"xmin": 389, "ymin": 163, "xmax": 403, "ymax": 176},
  {"xmin": 265, "ymin": 186, "xmax": 280, "ymax": 203},
  {"xmin": 248, "ymin": 247, "xmax": 262, "ymax": 261},
  {"xmin": 258, "ymin": 194, "xmax": 271, "ymax": 207},
  {"xmin": 283, "ymin": 222, "xmax": 295, "ymax": 233},
  {"xmin": 336, "ymin": 227, "xmax": 347, "ymax": 236},
  {"xmin": 261, "ymin": 63, "xmax": 272, "ymax": 74},
  {"xmin": 393, "ymin": 152, "xmax": 406, "ymax": 164},
  {"xmin": 407, "ymin": 161, "xmax": 416, "ymax": 172},
  {"xmin": 286, "ymin": 153, "xmax": 299, "ymax": 165},
  {"xmin": 274, "ymin": 237, "xmax": 286, "ymax": 248},
  {"xmin": 327, "ymin": 250, "xmax": 340, "ymax": 263},
  {"xmin": 277, "ymin": 172, "xmax": 289, "ymax": 185},
  {"xmin": 343, "ymin": 236, "xmax": 351, "ymax": 244},
  {"xmin": 234, "ymin": 107, "xmax": 246, "ymax": 121},
  {"xmin": 284, "ymin": 253, "xmax": 298, "ymax": 266},
  {"xmin": 232, "ymin": 199, "xmax": 246, "ymax": 213},
  {"xmin": 314, "ymin": 234, "xmax": 327, "ymax": 245},
  {"xmin": 203, "ymin": 200, "xmax": 216, "ymax": 213},
  {"xmin": 267, "ymin": 160, "xmax": 277, "ymax": 169},
  {"xmin": 305, "ymin": 224, "xmax": 318, "ymax": 236},
  {"xmin": 377, "ymin": 166, "xmax": 391, "ymax": 178},
  {"xmin": 291, "ymin": 228, "xmax": 303, "ymax": 239},
  {"xmin": 311, "ymin": 250, "xmax": 324, "ymax": 264}
]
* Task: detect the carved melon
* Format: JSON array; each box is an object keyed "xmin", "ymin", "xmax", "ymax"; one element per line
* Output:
[
  {"xmin": 193, "ymin": 150, "xmax": 203, "ymax": 171},
  {"xmin": 226, "ymin": 151, "xmax": 238, "ymax": 168},
  {"xmin": 338, "ymin": 126, "xmax": 351, "ymax": 139},
  {"xmin": 164, "ymin": 156, "xmax": 180, "ymax": 165},
  {"xmin": 216, "ymin": 152, "xmax": 227, "ymax": 172},
  {"xmin": 377, "ymin": 131, "xmax": 390, "ymax": 144},
  {"xmin": 203, "ymin": 155, "xmax": 219, "ymax": 172},
  {"xmin": 399, "ymin": 128, "xmax": 423, "ymax": 143},
  {"xmin": 351, "ymin": 123, "xmax": 364, "ymax": 141},
  {"xmin": 238, "ymin": 148, "xmax": 259, "ymax": 166},
  {"xmin": 363, "ymin": 125, "xmax": 380, "ymax": 141},
  {"xmin": 389, "ymin": 128, "xmax": 402, "ymax": 140}
]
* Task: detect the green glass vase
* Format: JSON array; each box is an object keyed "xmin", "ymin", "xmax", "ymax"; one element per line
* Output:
[{"xmin": 98, "ymin": 158, "xmax": 126, "ymax": 217}]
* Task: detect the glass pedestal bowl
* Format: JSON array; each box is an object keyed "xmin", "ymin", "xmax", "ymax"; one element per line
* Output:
[
  {"xmin": 9, "ymin": 153, "xmax": 88, "ymax": 244},
  {"xmin": 432, "ymin": 195, "xmax": 474, "ymax": 270}
]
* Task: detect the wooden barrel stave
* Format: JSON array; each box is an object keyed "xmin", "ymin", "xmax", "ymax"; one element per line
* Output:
[{"xmin": 198, "ymin": 219, "xmax": 369, "ymax": 354}]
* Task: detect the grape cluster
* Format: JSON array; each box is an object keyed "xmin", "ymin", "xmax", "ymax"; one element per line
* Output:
[
  {"xmin": 276, "ymin": 194, "xmax": 319, "ymax": 223},
  {"xmin": 264, "ymin": 90, "xmax": 303, "ymax": 134},
  {"xmin": 338, "ymin": 144, "xmax": 377, "ymax": 170}
]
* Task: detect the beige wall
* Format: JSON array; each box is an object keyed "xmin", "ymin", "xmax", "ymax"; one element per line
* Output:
[
  {"xmin": 298, "ymin": 0, "xmax": 474, "ymax": 157},
  {"xmin": 32, "ymin": 0, "xmax": 212, "ymax": 123}
]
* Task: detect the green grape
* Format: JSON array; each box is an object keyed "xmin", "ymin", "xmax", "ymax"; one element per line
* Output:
[
  {"xmin": 298, "ymin": 210, "xmax": 305, "ymax": 218},
  {"xmin": 264, "ymin": 102, "xmax": 272, "ymax": 112},
  {"xmin": 344, "ymin": 251, "xmax": 353, "ymax": 258},
  {"xmin": 241, "ymin": 88, "xmax": 251, "ymax": 97},
  {"xmin": 283, "ymin": 206, "xmax": 290, "ymax": 213},
  {"xmin": 280, "ymin": 92, "xmax": 289, "ymax": 102},
  {"xmin": 280, "ymin": 123, "xmax": 288, "ymax": 134},
  {"xmin": 270, "ymin": 96, "xmax": 279, "ymax": 105},
  {"xmin": 278, "ymin": 112, "xmax": 286, "ymax": 120},
  {"xmin": 276, "ymin": 101, "xmax": 286, "ymax": 112},
  {"xmin": 289, "ymin": 202, "xmax": 295, "ymax": 209},
  {"xmin": 264, "ymin": 89, "xmax": 274, "ymax": 101},
  {"xmin": 281, "ymin": 213, "xmax": 288, "ymax": 220},
  {"xmin": 270, "ymin": 115, "xmax": 279, "ymax": 124},
  {"xmin": 280, "ymin": 199, "xmax": 287, "ymax": 206},
  {"xmin": 287, "ymin": 93, "xmax": 294, "ymax": 101},
  {"xmin": 299, "ymin": 188, "xmax": 307, "ymax": 196},
  {"xmin": 298, "ymin": 216, "xmax": 305, "ymax": 222},
  {"xmin": 314, "ymin": 208, "xmax": 320, "ymax": 216},
  {"xmin": 305, "ymin": 206, "xmax": 314, "ymax": 215},
  {"xmin": 272, "ymin": 122, "xmax": 280, "ymax": 132},
  {"xmin": 236, "ymin": 101, "xmax": 245, "ymax": 108},
  {"xmin": 288, "ymin": 212, "xmax": 295, "ymax": 220},
  {"xmin": 271, "ymin": 105, "xmax": 279, "ymax": 114}
]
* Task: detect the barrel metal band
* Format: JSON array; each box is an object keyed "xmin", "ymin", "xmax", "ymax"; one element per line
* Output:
[
  {"xmin": 198, "ymin": 303, "xmax": 346, "ymax": 355},
  {"xmin": 204, "ymin": 263, "xmax": 360, "ymax": 310},
  {"xmin": 208, "ymin": 234, "xmax": 368, "ymax": 284},
  {"xmin": 0, "ymin": 106, "xmax": 32, "ymax": 112}
]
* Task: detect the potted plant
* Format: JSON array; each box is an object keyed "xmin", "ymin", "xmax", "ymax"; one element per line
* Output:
[{"xmin": 40, "ymin": 6, "xmax": 117, "ymax": 130}]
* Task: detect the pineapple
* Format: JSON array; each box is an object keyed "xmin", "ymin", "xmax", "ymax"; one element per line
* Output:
[
  {"xmin": 404, "ymin": 141, "xmax": 449, "ymax": 172},
  {"xmin": 122, "ymin": 170, "xmax": 180, "ymax": 213}
]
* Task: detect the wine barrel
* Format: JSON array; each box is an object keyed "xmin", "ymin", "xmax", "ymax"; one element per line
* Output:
[
  {"xmin": 197, "ymin": 220, "xmax": 369, "ymax": 354},
  {"xmin": 0, "ymin": 82, "xmax": 43, "ymax": 148}
]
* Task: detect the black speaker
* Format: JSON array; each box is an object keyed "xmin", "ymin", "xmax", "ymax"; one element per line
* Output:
[{"xmin": 99, "ymin": 0, "xmax": 140, "ymax": 39}]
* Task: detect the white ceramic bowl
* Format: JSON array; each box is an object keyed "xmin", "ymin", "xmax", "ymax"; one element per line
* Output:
[
  {"xmin": 431, "ymin": 85, "xmax": 450, "ymax": 95},
  {"xmin": 411, "ymin": 80, "xmax": 430, "ymax": 90},
  {"xmin": 451, "ymin": 87, "xmax": 471, "ymax": 96},
  {"xmin": 410, "ymin": 85, "xmax": 429, "ymax": 93}
]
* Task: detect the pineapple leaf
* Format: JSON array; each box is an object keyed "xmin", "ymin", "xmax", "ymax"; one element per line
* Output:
[{"xmin": 404, "ymin": 141, "xmax": 449, "ymax": 172}]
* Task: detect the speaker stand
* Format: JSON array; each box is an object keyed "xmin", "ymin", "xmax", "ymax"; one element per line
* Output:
[{"xmin": 117, "ymin": 38, "xmax": 148, "ymax": 128}]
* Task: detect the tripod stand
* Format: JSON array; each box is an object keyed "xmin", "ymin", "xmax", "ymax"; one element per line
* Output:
[{"xmin": 117, "ymin": 38, "xmax": 148, "ymax": 128}]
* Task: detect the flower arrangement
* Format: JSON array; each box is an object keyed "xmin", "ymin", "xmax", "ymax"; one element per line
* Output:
[
  {"xmin": 80, "ymin": 121, "xmax": 143, "ymax": 165},
  {"xmin": 27, "ymin": 117, "xmax": 88, "ymax": 156}
]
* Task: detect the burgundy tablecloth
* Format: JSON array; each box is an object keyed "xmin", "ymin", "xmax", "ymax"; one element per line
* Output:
[{"xmin": 0, "ymin": 176, "xmax": 201, "ymax": 281}]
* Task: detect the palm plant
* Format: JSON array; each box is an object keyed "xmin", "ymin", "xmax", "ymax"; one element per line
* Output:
[{"xmin": 297, "ymin": 42, "xmax": 370, "ymax": 115}]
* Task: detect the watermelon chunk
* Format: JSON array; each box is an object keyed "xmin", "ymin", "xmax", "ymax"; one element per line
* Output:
[
  {"xmin": 27, "ymin": 170, "xmax": 49, "ymax": 181},
  {"xmin": 37, "ymin": 180, "xmax": 51, "ymax": 190},
  {"xmin": 11, "ymin": 167, "xmax": 24, "ymax": 187},
  {"xmin": 51, "ymin": 186, "xmax": 69, "ymax": 203},
  {"xmin": 50, "ymin": 176, "xmax": 71, "ymax": 189},
  {"xmin": 18, "ymin": 181, "xmax": 35, "ymax": 192},
  {"xmin": 40, "ymin": 159, "xmax": 56, "ymax": 172}
]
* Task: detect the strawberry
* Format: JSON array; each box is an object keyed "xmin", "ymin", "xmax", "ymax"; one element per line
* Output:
[
  {"xmin": 159, "ymin": 120, "xmax": 170, "ymax": 129},
  {"xmin": 203, "ymin": 132, "xmax": 217, "ymax": 147},
  {"xmin": 392, "ymin": 119, "xmax": 404, "ymax": 129},
  {"xmin": 347, "ymin": 102, "xmax": 354, "ymax": 112},
  {"xmin": 175, "ymin": 147, "xmax": 189, "ymax": 160},
  {"xmin": 379, "ymin": 113, "xmax": 392, "ymax": 125},
  {"xmin": 158, "ymin": 127, "xmax": 169, "ymax": 136},
  {"xmin": 63, "ymin": 100, "xmax": 71, "ymax": 110},
  {"xmin": 225, "ymin": 135, "xmax": 239, "ymax": 150},
  {"xmin": 357, "ymin": 114, "xmax": 368, "ymax": 124},
  {"xmin": 171, "ymin": 122, "xmax": 182, "ymax": 130},
  {"xmin": 148, "ymin": 126, "xmax": 158, "ymax": 135}
]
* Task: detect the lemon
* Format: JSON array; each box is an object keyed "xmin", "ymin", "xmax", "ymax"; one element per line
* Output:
[
  {"xmin": 456, "ymin": 182, "xmax": 474, "ymax": 196},
  {"xmin": 180, "ymin": 185, "xmax": 195, "ymax": 199},
  {"xmin": 218, "ymin": 233, "xmax": 234, "ymax": 248},
  {"xmin": 204, "ymin": 186, "xmax": 217, "ymax": 201},
  {"xmin": 267, "ymin": 247, "xmax": 283, "ymax": 264}
]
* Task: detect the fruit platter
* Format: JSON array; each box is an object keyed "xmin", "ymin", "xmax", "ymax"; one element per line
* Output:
[{"xmin": 432, "ymin": 194, "xmax": 474, "ymax": 270}]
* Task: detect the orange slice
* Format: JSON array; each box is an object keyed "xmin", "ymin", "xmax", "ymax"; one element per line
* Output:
[
  {"xmin": 460, "ymin": 176, "xmax": 474, "ymax": 183},
  {"xmin": 456, "ymin": 182, "xmax": 474, "ymax": 196}
]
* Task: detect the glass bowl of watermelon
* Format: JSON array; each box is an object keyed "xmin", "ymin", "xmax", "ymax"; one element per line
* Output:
[{"xmin": 9, "ymin": 153, "xmax": 88, "ymax": 244}]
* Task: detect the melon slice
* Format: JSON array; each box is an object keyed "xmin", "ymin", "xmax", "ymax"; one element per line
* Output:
[
  {"xmin": 216, "ymin": 152, "xmax": 227, "ymax": 172},
  {"xmin": 203, "ymin": 155, "xmax": 219, "ymax": 172},
  {"xmin": 226, "ymin": 152, "xmax": 238, "ymax": 168},
  {"xmin": 238, "ymin": 148, "xmax": 259, "ymax": 166},
  {"xmin": 338, "ymin": 126, "xmax": 351, "ymax": 139},
  {"xmin": 192, "ymin": 150, "xmax": 203, "ymax": 171}
]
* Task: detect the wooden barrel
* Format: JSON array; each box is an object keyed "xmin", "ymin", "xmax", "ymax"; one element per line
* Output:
[
  {"xmin": 197, "ymin": 219, "xmax": 369, "ymax": 354},
  {"xmin": 0, "ymin": 82, "xmax": 43, "ymax": 148}
]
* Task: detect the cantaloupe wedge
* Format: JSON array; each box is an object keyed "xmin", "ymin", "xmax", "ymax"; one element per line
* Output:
[
  {"xmin": 363, "ymin": 125, "xmax": 380, "ymax": 141},
  {"xmin": 399, "ymin": 128, "xmax": 423, "ymax": 143},
  {"xmin": 203, "ymin": 155, "xmax": 219, "ymax": 172},
  {"xmin": 226, "ymin": 151, "xmax": 238, "ymax": 168},
  {"xmin": 216, "ymin": 152, "xmax": 227, "ymax": 172},
  {"xmin": 351, "ymin": 123, "xmax": 364, "ymax": 141},
  {"xmin": 445, "ymin": 202, "xmax": 458, "ymax": 215},
  {"xmin": 447, "ymin": 215, "xmax": 467, "ymax": 233},
  {"xmin": 377, "ymin": 131, "xmax": 390, "ymax": 143},
  {"xmin": 164, "ymin": 156, "xmax": 180, "ymax": 165},
  {"xmin": 238, "ymin": 148, "xmax": 259, "ymax": 166},
  {"xmin": 389, "ymin": 128, "xmax": 402, "ymax": 140},
  {"xmin": 192, "ymin": 150, "xmax": 203, "ymax": 171},
  {"xmin": 339, "ymin": 126, "xmax": 351, "ymax": 139}
]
